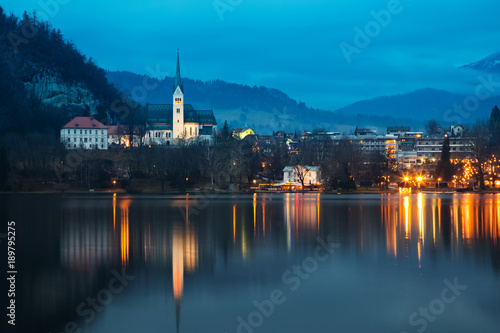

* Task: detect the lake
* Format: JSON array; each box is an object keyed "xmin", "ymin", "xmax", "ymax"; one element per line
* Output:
[{"xmin": 1, "ymin": 193, "xmax": 499, "ymax": 333}]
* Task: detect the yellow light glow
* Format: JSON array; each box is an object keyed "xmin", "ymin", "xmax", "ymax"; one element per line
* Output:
[{"xmin": 399, "ymin": 187, "xmax": 412, "ymax": 194}]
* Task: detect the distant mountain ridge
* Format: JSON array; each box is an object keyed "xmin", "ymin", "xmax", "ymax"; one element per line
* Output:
[
  {"xmin": 106, "ymin": 70, "xmax": 417, "ymax": 134},
  {"xmin": 335, "ymin": 88, "xmax": 497, "ymax": 124},
  {"xmin": 461, "ymin": 53, "xmax": 500, "ymax": 73}
]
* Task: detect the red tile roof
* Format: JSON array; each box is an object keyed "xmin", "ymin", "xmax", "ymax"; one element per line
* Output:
[
  {"xmin": 107, "ymin": 125, "xmax": 118, "ymax": 135},
  {"xmin": 62, "ymin": 117, "xmax": 107, "ymax": 129},
  {"xmin": 106, "ymin": 125, "xmax": 144, "ymax": 135}
]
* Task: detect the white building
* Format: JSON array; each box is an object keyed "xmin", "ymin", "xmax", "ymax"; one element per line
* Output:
[
  {"xmin": 415, "ymin": 136, "xmax": 473, "ymax": 158},
  {"xmin": 60, "ymin": 116, "xmax": 108, "ymax": 149},
  {"xmin": 145, "ymin": 50, "xmax": 217, "ymax": 146},
  {"xmin": 283, "ymin": 165, "xmax": 321, "ymax": 186}
]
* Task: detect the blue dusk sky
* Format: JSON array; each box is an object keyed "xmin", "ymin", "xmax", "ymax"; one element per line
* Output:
[{"xmin": 3, "ymin": 0, "xmax": 500, "ymax": 110}]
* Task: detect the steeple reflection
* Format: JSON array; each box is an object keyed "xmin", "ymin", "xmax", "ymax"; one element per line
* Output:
[{"xmin": 120, "ymin": 199, "xmax": 131, "ymax": 267}]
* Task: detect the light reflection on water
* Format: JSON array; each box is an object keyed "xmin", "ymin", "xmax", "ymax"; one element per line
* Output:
[{"xmin": 2, "ymin": 193, "xmax": 499, "ymax": 333}]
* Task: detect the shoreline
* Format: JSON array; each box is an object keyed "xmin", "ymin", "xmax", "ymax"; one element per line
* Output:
[{"xmin": 1, "ymin": 188, "xmax": 499, "ymax": 195}]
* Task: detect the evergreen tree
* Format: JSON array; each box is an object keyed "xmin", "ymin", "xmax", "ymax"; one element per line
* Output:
[
  {"xmin": 221, "ymin": 120, "xmax": 231, "ymax": 141},
  {"xmin": 489, "ymin": 105, "xmax": 500, "ymax": 152},
  {"xmin": 435, "ymin": 136, "xmax": 453, "ymax": 181}
]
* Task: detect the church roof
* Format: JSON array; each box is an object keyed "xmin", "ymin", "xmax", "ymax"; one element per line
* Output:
[
  {"xmin": 147, "ymin": 104, "xmax": 172, "ymax": 122},
  {"xmin": 147, "ymin": 104, "xmax": 217, "ymax": 125}
]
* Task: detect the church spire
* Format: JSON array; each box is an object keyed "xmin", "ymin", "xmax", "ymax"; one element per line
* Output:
[{"xmin": 174, "ymin": 48, "xmax": 183, "ymax": 93}]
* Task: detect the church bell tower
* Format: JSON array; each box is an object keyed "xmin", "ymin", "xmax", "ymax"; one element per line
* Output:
[{"xmin": 172, "ymin": 49, "xmax": 184, "ymax": 140}]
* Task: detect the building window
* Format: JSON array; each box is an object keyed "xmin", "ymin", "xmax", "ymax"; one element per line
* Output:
[
  {"xmin": 177, "ymin": 108, "xmax": 180, "ymax": 113},
  {"xmin": 68, "ymin": 130, "xmax": 70, "ymax": 134},
  {"xmin": 101, "ymin": 138, "xmax": 104, "ymax": 142},
  {"xmin": 84, "ymin": 138, "xmax": 87, "ymax": 143},
  {"xmin": 190, "ymin": 127, "xmax": 192, "ymax": 136},
  {"xmin": 68, "ymin": 138, "xmax": 70, "ymax": 142},
  {"xmin": 85, "ymin": 130, "xmax": 87, "ymax": 134},
  {"xmin": 74, "ymin": 130, "xmax": 76, "ymax": 134},
  {"xmin": 80, "ymin": 130, "xmax": 82, "ymax": 134},
  {"xmin": 195, "ymin": 128, "xmax": 197, "ymax": 136}
]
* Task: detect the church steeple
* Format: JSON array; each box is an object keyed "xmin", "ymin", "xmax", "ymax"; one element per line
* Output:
[
  {"xmin": 172, "ymin": 49, "xmax": 185, "ymax": 140},
  {"xmin": 174, "ymin": 48, "xmax": 183, "ymax": 93}
]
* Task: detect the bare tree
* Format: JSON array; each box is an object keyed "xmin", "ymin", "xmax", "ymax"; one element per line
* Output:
[
  {"xmin": 203, "ymin": 145, "xmax": 215, "ymax": 189},
  {"xmin": 293, "ymin": 165, "xmax": 309, "ymax": 189},
  {"xmin": 425, "ymin": 120, "xmax": 440, "ymax": 135},
  {"xmin": 469, "ymin": 121, "xmax": 490, "ymax": 190}
]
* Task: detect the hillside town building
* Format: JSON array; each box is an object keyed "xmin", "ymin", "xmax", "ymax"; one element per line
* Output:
[{"xmin": 60, "ymin": 116, "xmax": 108, "ymax": 149}]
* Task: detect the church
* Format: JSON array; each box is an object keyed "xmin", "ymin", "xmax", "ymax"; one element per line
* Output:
[{"xmin": 145, "ymin": 50, "xmax": 217, "ymax": 146}]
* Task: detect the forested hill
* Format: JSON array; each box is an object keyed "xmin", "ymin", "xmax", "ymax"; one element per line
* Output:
[
  {"xmin": 0, "ymin": 6, "xmax": 121, "ymax": 135},
  {"xmin": 107, "ymin": 70, "xmax": 314, "ymax": 111},
  {"xmin": 106, "ymin": 70, "xmax": 409, "ymax": 133}
]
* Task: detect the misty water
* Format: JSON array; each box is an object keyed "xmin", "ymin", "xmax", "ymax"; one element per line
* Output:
[{"xmin": 2, "ymin": 193, "xmax": 500, "ymax": 333}]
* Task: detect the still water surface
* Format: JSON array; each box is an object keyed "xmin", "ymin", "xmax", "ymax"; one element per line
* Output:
[{"xmin": 2, "ymin": 193, "xmax": 499, "ymax": 333}]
